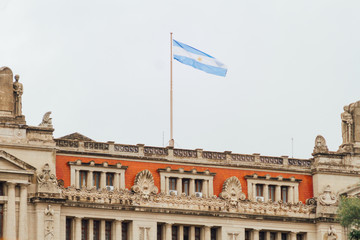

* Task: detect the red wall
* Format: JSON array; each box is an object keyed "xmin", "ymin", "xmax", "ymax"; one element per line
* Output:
[{"xmin": 56, "ymin": 155, "xmax": 313, "ymax": 202}]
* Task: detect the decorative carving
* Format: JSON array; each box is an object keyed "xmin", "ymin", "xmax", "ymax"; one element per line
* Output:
[
  {"xmin": 323, "ymin": 225, "xmax": 338, "ymax": 240},
  {"xmin": 260, "ymin": 156, "xmax": 283, "ymax": 164},
  {"xmin": 114, "ymin": 144, "xmax": 139, "ymax": 153},
  {"xmin": 305, "ymin": 197, "xmax": 317, "ymax": 205},
  {"xmin": 37, "ymin": 163, "xmax": 61, "ymax": 196},
  {"xmin": 318, "ymin": 185, "xmax": 337, "ymax": 206},
  {"xmin": 13, "ymin": 74, "xmax": 23, "ymax": 117},
  {"xmin": 202, "ymin": 151, "xmax": 226, "ymax": 160},
  {"xmin": 174, "ymin": 149, "xmax": 197, "ymax": 158},
  {"xmin": 55, "ymin": 139, "xmax": 79, "ymax": 148},
  {"xmin": 288, "ymin": 159, "xmax": 311, "ymax": 167},
  {"xmin": 44, "ymin": 205, "xmax": 55, "ymax": 240},
  {"xmin": 144, "ymin": 147, "xmax": 168, "ymax": 156},
  {"xmin": 39, "ymin": 111, "xmax": 53, "ymax": 128},
  {"xmin": 341, "ymin": 105, "xmax": 354, "ymax": 145},
  {"xmin": 84, "ymin": 142, "xmax": 109, "ymax": 150},
  {"xmin": 231, "ymin": 154, "xmax": 255, "ymax": 162},
  {"xmin": 220, "ymin": 176, "xmax": 246, "ymax": 206},
  {"xmin": 140, "ymin": 227, "xmax": 150, "ymax": 240},
  {"xmin": 313, "ymin": 135, "xmax": 329, "ymax": 154},
  {"xmin": 131, "ymin": 170, "xmax": 158, "ymax": 198}
]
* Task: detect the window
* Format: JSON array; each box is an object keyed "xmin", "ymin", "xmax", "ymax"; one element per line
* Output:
[
  {"xmin": 93, "ymin": 220, "xmax": 100, "ymax": 240},
  {"xmin": 195, "ymin": 227, "xmax": 201, "ymax": 240},
  {"xmin": 105, "ymin": 221, "xmax": 112, "ymax": 240},
  {"xmin": 259, "ymin": 231, "xmax": 265, "ymax": 240},
  {"xmin": 182, "ymin": 179, "xmax": 190, "ymax": 195},
  {"xmin": 157, "ymin": 224, "xmax": 163, "ymax": 240},
  {"xmin": 245, "ymin": 230, "xmax": 250, "ymax": 240},
  {"xmin": 81, "ymin": 219, "xmax": 88, "ymax": 240},
  {"xmin": 172, "ymin": 226, "xmax": 178, "ymax": 240},
  {"xmin": 256, "ymin": 184, "xmax": 263, "ymax": 197},
  {"xmin": 297, "ymin": 234, "xmax": 304, "ymax": 240},
  {"xmin": 122, "ymin": 222, "xmax": 129, "ymax": 240},
  {"xmin": 270, "ymin": 232, "xmax": 276, "ymax": 240},
  {"xmin": 106, "ymin": 173, "xmax": 114, "ymax": 187},
  {"xmin": 183, "ymin": 226, "xmax": 189, "ymax": 240},
  {"xmin": 269, "ymin": 185, "xmax": 276, "ymax": 202},
  {"xmin": 79, "ymin": 171, "xmax": 87, "ymax": 188},
  {"xmin": 281, "ymin": 186, "xmax": 288, "ymax": 202},
  {"xmin": 169, "ymin": 178, "xmax": 177, "ymax": 191},
  {"xmin": 0, "ymin": 182, "xmax": 4, "ymax": 196},
  {"xmin": 0, "ymin": 205, "xmax": 4, "ymax": 239},
  {"xmin": 281, "ymin": 233, "xmax": 288, "ymax": 240},
  {"xmin": 195, "ymin": 180, "xmax": 202, "ymax": 193},
  {"xmin": 211, "ymin": 228, "xmax": 217, "ymax": 240},
  {"xmin": 66, "ymin": 218, "xmax": 72, "ymax": 240},
  {"xmin": 93, "ymin": 172, "xmax": 101, "ymax": 189}
]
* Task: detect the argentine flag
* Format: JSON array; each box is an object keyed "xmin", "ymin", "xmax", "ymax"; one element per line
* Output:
[{"xmin": 173, "ymin": 40, "xmax": 227, "ymax": 77}]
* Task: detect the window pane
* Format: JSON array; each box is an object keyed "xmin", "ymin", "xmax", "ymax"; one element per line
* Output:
[
  {"xmin": 79, "ymin": 171, "xmax": 87, "ymax": 188},
  {"xmin": 182, "ymin": 179, "xmax": 189, "ymax": 195},
  {"xmin": 211, "ymin": 228, "xmax": 217, "ymax": 240},
  {"xmin": 122, "ymin": 222, "xmax": 128, "ymax": 240},
  {"xmin": 195, "ymin": 180, "xmax": 202, "ymax": 192},
  {"xmin": 105, "ymin": 221, "xmax": 112, "ymax": 240},
  {"xmin": 81, "ymin": 220, "xmax": 88, "ymax": 240},
  {"xmin": 93, "ymin": 220, "xmax": 100, "ymax": 240},
  {"xmin": 269, "ymin": 186, "xmax": 275, "ymax": 202},
  {"xmin": 66, "ymin": 218, "xmax": 72, "ymax": 240},
  {"xmin": 106, "ymin": 173, "xmax": 114, "ymax": 186},
  {"xmin": 256, "ymin": 185, "xmax": 263, "ymax": 197},
  {"xmin": 157, "ymin": 224, "xmax": 163, "ymax": 240},
  {"xmin": 195, "ymin": 227, "xmax": 201, "ymax": 240},
  {"xmin": 169, "ymin": 178, "xmax": 177, "ymax": 191},
  {"xmin": 183, "ymin": 227, "xmax": 189, "ymax": 240},
  {"xmin": 93, "ymin": 172, "xmax": 101, "ymax": 189},
  {"xmin": 171, "ymin": 226, "xmax": 178, "ymax": 240},
  {"xmin": 281, "ymin": 187, "xmax": 288, "ymax": 202}
]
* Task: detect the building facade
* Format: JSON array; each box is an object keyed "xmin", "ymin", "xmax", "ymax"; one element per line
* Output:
[{"xmin": 0, "ymin": 66, "xmax": 359, "ymax": 240}]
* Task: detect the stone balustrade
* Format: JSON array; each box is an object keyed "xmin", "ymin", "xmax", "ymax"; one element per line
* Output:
[
  {"xmin": 61, "ymin": 186, "xmax": 316, "ymax": 219},
  {"xmin": 55, "ymin": 139, "xmax": 313, "ymax": 169}
]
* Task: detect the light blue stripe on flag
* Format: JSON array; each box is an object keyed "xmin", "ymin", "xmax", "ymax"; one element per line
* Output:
[{"xmin": 173, "ymin": 39, "xmax": 227, "ymax": 77}]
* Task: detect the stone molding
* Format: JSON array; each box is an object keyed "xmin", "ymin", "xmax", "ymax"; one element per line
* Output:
[
  {"xmin": 219, "ymin": 176, "xmax": 246, "ymax": 206},
  {"xmin": 131, "ymin": 170, "xmax": 158, "ymax": 198},
  {"xmin": 318, "ymin": 185, "xmax": 337, "ymax": 206}
]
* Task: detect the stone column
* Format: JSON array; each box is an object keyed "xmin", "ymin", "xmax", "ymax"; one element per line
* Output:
[
  {"xmin": 209, "ymin": 178, "xmax": 214, "ymax": 196},
  {"xmin": 100, "ymin": 220, "xmax": 106, "ymax": 240},
  {"xmin": 290, "ymin": 232, "xmax": 297, "ymax": 240},
  {"xmin": 276, "ymin": 232, "xmax": 282, "ymax": 240},
  {"xmin": 275, "ymin": 185, "xmax": 281, "ymax": 202},
  {"xmin": 190, "ymin": 179, "xmax": 195, "ymax": 195},
  {"xmin": 6, "ymin": 182, "xmax": 16, "ymax": 240},
  {"xmin": 115, "ymin": 219, "xmax": 122, "ymax": 240},
  {"xmin": 19, "ymin": 183, "xmax": 29, "ymax": 240},
  {"xmin": 87, "ymin": 171, "xmax": 93, "ymax": 188},
  {"xmin": 264, "ymin": 184, "xmax": 269, "ymax": 202},
  {"xmin": 89, "ymin": 219, "xmax": 94, "ymax": 240},
  {"xmin": 288, "ymin": 186, "xmax": 294, "ymax": 203},
  {"xmin": 178, "ymin": 225, "xmax": 184, "ymax": 240},
  {"xmin": 204, "ymin": 226, "xmax": 211, "ymax": 239},
  {"xmin": 165, "ymin": 177, "xmax": 169, "ymax": 195},
  {"xmin": 120, "ymin": 172, "xmax": 125, "ymax": 189},
  {"xmin": 252, "ymin": 229, "xmax": 260, "ymax": 240},
  {"xmin": 252, "ymin": 183, "xmax": 256, "ymax": 200},
  {"xmin": 177, "ymin": 178, "xmax": 182, "ymax": 194},
  {"xmin": 202, "ymin": 180, "xmax": 208, "ymax": 197},
  {"xmin": 101, "ymin": 172, "xmax": 106, "ymax": 188},
  {"xmin": 190, "ymin": 226, "xmax": 195, "ymax": 240},
  {"xmin": 294, "ymin": 185, "xmax": 299, "ymax": 203},
  {"xmin": 165, "ymin": 223, "xmax": 172, "ymax": 240},
  {"xmin": 74, "ymin": 217, "xmax": 82, "ymax": 240},
  {"xmin": 114, "ymin": 173, "xmax": 120, "ymax": 189},
  {"xmin": 75, "ymin": 170, "xmax": 80, "ymax": 188},
  {"xmin": 266, "ymin": 231, "xmax": 270, "ymax": 240}
]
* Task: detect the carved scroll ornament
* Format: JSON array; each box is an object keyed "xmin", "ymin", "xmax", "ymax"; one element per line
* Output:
[
  {"xmin": 318, "ymin": 185, "xmax": 337, "ymax": 206},
  {"xmin": 131, "ymin": 170, "xmax": 158, "ymax": 198},
  {"xmin": 219, "ymin": 176, "xmax": 246, "ymax": 206}
]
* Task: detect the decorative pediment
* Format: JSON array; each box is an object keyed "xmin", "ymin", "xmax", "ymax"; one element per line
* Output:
[
  {"xmin": 219, "ymin": 176, "xmax": 246, "ymax": 206},
  {"xmin": 338, "ymin": 183, "xmax": 360, "ymax": 197},
  {"xmin": 58, "ymin": 132, "xmax": 94, "ymax": 142},
  {"xmin": 131, "ymin": 170, "xmax": 158, "ymax": 198},
  {"xmin": 0, "ymin": 150, "xmax": 36, "ymax": 172}
]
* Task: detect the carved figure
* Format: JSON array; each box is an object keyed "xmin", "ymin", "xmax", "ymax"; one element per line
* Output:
[
  {"xmin": 44, "ymin": 205, "xmax": 55, "ymax": 240},
  {"xmin": 37, "ymin": 163, "xmax": 61, "ymax": 195},
  {"xmin": 318, "ymin": 185, "xmax": 337, "ymax": 206},
  {"xmin": 39, "ymin": 111, "xmax": 53, "ymax": 128},
  {"xmin": 13, "ymin": 74, "xmax": 23, "ymax": 117},
  {"xmin": 313, "ymin": 135, "xmax": 329, "ymax": 154},
  {"xmin": 219, "ymin": 176, "xmax": 246, "ymax": 206},
  {"xmin": 341, "ymin": 105, "xmax": 353, "ymax": 145},
  {"xmin": 322, "ymin": 225, "xmax": 337, "ymax": 240},
  {"xmin": 131, "ymin": 170, "xmax": 158, "ymax": 199}
]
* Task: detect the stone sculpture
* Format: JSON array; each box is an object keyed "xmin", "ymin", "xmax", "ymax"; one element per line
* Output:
[
  {"xmin": 44, "ymin": 205, "xmax": 55, "ymax": 240},
  {"xmin": 323, "ymin": 225, "xmax": 337, "ymax": 240},
  {"xmin": 13, "ymin": 74, "xmax": 23, "ymax": 117},
  {"xmin": 37, "ymin": 163, "xmax": 61, "ymax": 196},
  {"xmin": 313, "ymin": 135, "xmax": 329, "ymax": 154},
  {"xmin": 131, "ymin": 170, "xmax": 158, "ymax": 199},
  {"xmin": 219, "ymin": 176, "xmax": 246, "ymax": 206},
  {"xmin": 39, "ymin": 111, "xmax": 53, "ymax": 128},
  {"xmin": 341, "ymin": 105, "xmax": 353, "ymax": 145}
]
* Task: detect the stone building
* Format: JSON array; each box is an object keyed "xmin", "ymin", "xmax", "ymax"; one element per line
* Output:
[{"xmin": 0, "ymin": 66, "xmax": 359, "ymax": 240}]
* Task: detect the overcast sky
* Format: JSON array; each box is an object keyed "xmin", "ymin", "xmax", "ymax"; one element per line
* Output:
[{"xmin": 1, "ymin": 0, "xmax": 360, "ymax": 159}]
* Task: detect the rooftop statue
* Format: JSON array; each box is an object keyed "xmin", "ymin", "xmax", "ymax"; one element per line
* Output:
[
  {"xmin": 340, "ymin": 100, "xmax": 360, "ymax": 153},
  {"xmin": 13, "ymin": 74, "xmax": 23, "ymax": 117}
]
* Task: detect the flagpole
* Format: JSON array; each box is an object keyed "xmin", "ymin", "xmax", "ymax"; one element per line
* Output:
[{"xmin": 169, "ymin": 32, "xmax": 174, "ymax": 147}]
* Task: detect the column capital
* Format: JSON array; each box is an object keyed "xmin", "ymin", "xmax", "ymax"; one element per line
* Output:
[
  {"xmin": 19, "ymin": 182, "xmax": 30, "ymax": 188},
  {"xmin": 7, "ymin": 182, "xmax": 16, "ymax": 187},
  {"xmin": 253, "ymin": 229, "xmax": 261, "ymax": 232},
  {"xmin": 165, "ymin": 222, "xmax": 173, "ymax": 226},
  {"xmin": 115, "ymin": 218, "xmax": 124, "ymax": 222}
]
